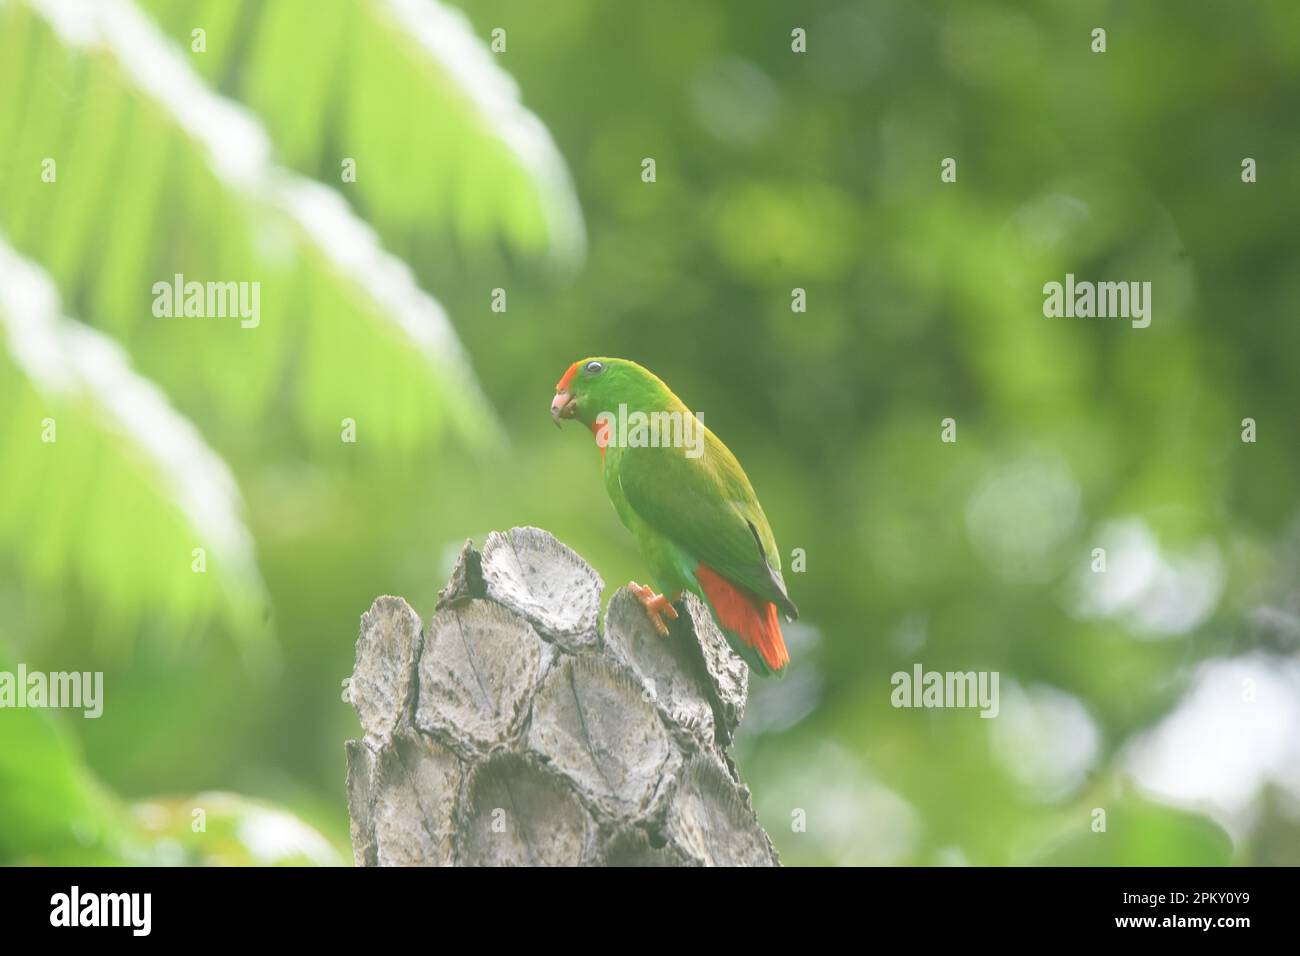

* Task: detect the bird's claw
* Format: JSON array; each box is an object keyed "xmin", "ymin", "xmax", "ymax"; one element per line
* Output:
[{"xmin": 629, "ymin": 581, "xmax": 678, "ymax": 637}]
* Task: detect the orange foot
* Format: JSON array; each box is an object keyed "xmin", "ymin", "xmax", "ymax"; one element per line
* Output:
[{"xmin": 629, "ymin": 581, "xmax": 679, "ymax": 637}]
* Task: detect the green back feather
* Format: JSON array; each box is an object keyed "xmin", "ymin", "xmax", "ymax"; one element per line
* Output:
[{"xmin": 568, "ymin": 358, "xmax": 796, "ymax": 618}]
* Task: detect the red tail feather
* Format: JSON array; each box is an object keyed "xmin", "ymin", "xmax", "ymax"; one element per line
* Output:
[{"xmin": 696, "ymin": 564, "xmax": 789, "ymax": 672}]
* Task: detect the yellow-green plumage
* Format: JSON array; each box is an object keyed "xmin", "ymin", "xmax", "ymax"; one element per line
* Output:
[{"xmin": 551, "ymin": 357, "xmax": 797, "ymax": 675}]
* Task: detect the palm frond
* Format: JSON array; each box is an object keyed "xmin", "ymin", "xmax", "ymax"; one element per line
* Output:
[
  {"xmin": 3, "ymin": 0, "xmax": 503, "ymax": 451},
  {"xmin": 136, "ymin": 0, "xmax": 586, "ymax": 269},
  {"xmin": 0, "ymin": 234, "xmax": 268, "ymax": 643}
]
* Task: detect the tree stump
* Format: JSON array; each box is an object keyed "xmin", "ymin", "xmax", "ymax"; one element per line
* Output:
[{"xmin": 343, "ymin": 526, "xmax": 779, "ymax": 866}]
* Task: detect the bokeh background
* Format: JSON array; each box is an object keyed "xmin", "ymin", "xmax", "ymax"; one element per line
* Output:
[{"xmin": 2, "ymin": 0, "xmax": 1299, "ymax": 865}]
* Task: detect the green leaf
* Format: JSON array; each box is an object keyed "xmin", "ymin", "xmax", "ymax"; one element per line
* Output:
[
  {"xmin": 1, "ymin": 0, "xmax": 502, "ymax": 453},
  {"xmin": 137, "ymin": 0, "xmax": 586, "ymax": 269},
  {"xmin": 1027, "ymin": 799, "xmax": 1235, "ymax": 866},
  {"xmin": 0, "ymin": 646, "xmax": 131, "ymax": 864},
  {"xmin": 0, "ymin": 235, "xmax": 269, "ymax": 644}
]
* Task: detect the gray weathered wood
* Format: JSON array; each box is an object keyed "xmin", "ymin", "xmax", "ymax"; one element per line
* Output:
[{"xmin": 344, "ymin": 527, "xmax": 778, "ymax": 866}]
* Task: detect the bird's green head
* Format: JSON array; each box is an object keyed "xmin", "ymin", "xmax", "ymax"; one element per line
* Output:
[{"xmin": 550, "ymin": 357, "xmax": 675, "ymax": 428}]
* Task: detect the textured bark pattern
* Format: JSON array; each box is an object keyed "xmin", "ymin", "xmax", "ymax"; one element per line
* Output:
[{"xmin": 344, "ymin": 527, "xmax": 778, "ymax": 866}]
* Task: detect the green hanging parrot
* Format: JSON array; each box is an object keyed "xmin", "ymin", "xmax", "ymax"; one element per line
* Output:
[{"xmin": 550, "ymin": 357, "xmax": 798, "ymax": 676}]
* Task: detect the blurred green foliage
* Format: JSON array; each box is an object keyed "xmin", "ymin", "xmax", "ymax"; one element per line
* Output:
[{"xmin": 2, "ymin": 0, "xmax": 1298, "ymax": 865}]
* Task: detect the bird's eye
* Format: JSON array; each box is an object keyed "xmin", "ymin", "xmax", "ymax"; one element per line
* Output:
[{"xmin": 585, "ymin": 361, "xmax": 604, "ymax": 375}]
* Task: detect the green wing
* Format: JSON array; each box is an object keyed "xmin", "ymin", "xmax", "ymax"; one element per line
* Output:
[{"xmin": 616, "ymin": 426, "xmax": 798, "ymax": 619}]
